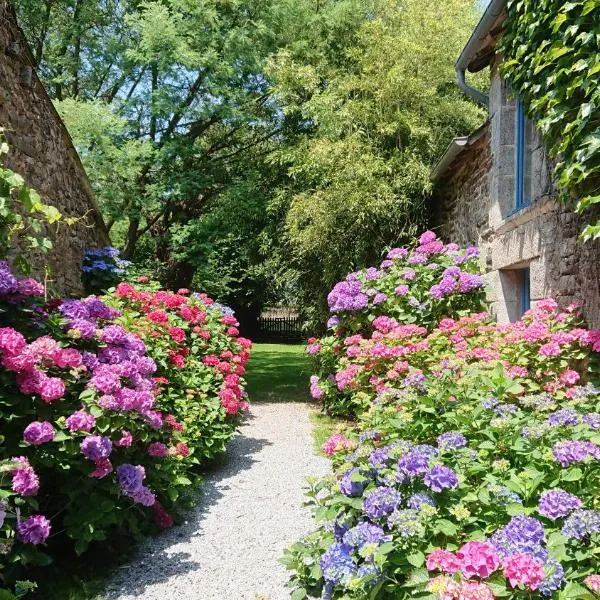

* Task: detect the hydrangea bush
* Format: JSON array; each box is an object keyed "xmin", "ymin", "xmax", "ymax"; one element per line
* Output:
[
  {"xmin": 309, "ymin": 232, "xmax": 487, "ymax": 416},
  {"xmin": 81, "ymin": 246, "xmax": 131, "ymax": 294},
  {"xmin": 283, "ymin": 234, "xmax": 600, "ymax": 600},
  {"xmin": 0, "ymin": 262, "xmax": 250, "ymax": 587}
]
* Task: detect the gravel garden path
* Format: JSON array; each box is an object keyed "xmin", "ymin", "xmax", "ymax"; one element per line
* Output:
[{"xmin": 103, "ymin": 401, "xmax": 329, "ymax": 600}]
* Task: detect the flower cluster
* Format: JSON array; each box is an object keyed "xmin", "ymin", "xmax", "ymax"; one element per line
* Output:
[
  {"xmin": 0, "ymin": 261, "xmax": 252, "ymax": 581},
  {"xmin": 284, "ymin": 233, "xmax": 600, "ymax": 600},
  {"xmin": 81, "ymin": 246, "xmax": 131, "ymax": 294}
]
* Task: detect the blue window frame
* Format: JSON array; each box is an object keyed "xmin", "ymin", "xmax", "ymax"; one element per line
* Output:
[
  {"xmin": 520, "ymin": 267, "xmax": 530, "ymax": 316},
  {"xmin": 515, "ymin": 99, "xmax": 532, "ymax": 210}
]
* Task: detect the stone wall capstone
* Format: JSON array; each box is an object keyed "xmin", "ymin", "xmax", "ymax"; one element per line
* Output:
[{"xmin": 0, "ymin": 1, "xmax": 109, "ymax": 294}]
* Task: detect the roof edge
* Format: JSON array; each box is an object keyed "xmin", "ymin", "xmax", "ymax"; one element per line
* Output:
[
  {"xmin": 430, "ymin": 121, "xmax": 490, "ymax": 183},
  {"xmin": 456, "ymin": 0, "xmax": 507, "ymax": 74}
]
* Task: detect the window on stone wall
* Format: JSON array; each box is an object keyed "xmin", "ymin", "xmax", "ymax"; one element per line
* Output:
[
  {"xmin": 499, "ymin": 266, "xmax": 531, "ymax": 322},
  {"xmin": 514, "ymin": 99, "xmax": 535, "ymax": 211}
]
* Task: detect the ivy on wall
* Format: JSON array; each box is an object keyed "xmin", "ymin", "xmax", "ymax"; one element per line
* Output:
[{"xmin": 499, "ymin": 0, "xmax": 600, "ymax": 240}]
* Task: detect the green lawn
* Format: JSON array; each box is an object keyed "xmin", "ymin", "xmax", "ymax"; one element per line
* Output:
[{"xmin": 245, "ymin": 343, "xmax": 312, "ymax": 403}]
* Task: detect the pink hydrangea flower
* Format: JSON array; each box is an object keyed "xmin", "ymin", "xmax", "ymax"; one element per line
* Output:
[
  {"xmin": 0, "ymin": 327, "xmax": 27, "ymax": 355},
  {"xmin": 426, "ymin": 549, "xmax": 461, "ymax": 574},
  {"xmin": 459, "ymin": 582, "xmax": 495, "ymax": 600},
  {"xmin": 38, "ymin": 376, "xmax": 66, "ymax": 403},
  {"xmin": 559, "ymin": 369, "xmax": 580, "ymax": 386},
  {"xmin": 322, "ymin": 433, "xmax": 355, "ymax": 456},
  {"xmin": 115, "ymin": 430, "xmax": 133, "ymax": 448},
  {"xmin": 11, "ymin": 457, "xmax": 39, "ymax": 496},
  {"xmin": 539, "ymin": 342, "xmax": 561, "ymax": 357},
  {"xmin": 502, "ymin": 553, "xmax": 545, "ymax": 590},
  {"xmin": 456, "ymin": 541, "xmax": 500, "ymax": 578},
  {"xmin": 65, "ymin": 410, "xmax": 96, "ymax": 432},
  {"xmin": 585, "ymin": 575, "xmax": 600, "ymax": 593},
  {"xmin": 89, "ymin": 457, "xmax": 113, "ymax": 479}
]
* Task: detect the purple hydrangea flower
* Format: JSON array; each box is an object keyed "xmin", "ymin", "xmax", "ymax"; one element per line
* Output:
[
  {"xmin": 23, "ymin": 421, "xmax": 55, "ymax": 445},
  {"xmin": 368, "ymin": 447, "xmax": 390, "ymax": 469},
  {"xmin": 131, "ymin": 486, "xmax": 156, "ymax": 506},
  {"xmin": 552, "ymin": 440, "xmax": 600, "ymax": 467},
  {"xmin": 424, "ymin": 465, "xmax": 458, "ymax": 492},
  {"xmin": 17, "ymin": 514, "xmax": 51, "ymax": 545},
  {"xmin": 363, "ymin": 486, "xmax": 402, "ymax": 519},
  {"xmin": 59, "ymin": 299, "xmax": 90, "ymax": 320},
  {"xmin": 80, "ymin": 435, "xmax": 112, "ymax": 461},
  {"xmin": 583, "ymin": 413, "xmax": 600, "ymax": 430},
  {"xmin": 327, "ymin": 316, "xmax": 340, "ymax": 329},
  {"xmin": 547, "ymin": 409, "xmax": 579, "ymax": 427},
  {"xmin": 117, "ymin": 464, "xmax": 145, "ymax": 495},
  {"xmin": 498, "ymin": 515, "xmax": 545, "ymax": 550},
  {"xmin": 0, "ymin": 261, "xmax": 18, "ymax": 295},
  {"xmin": 437, "ymin": 432, "xmax": 467, "ymax": 450},
  {"xmin": 66, "ymin": 318, "xmax": 97, "ymax": 339},
  {"xmin": 397, "ymin": 450, "xmax": 430, "ymax": 478},
  {"xmin": 538, "ymin": 489, "xmax": 582, "ymax": 519}
]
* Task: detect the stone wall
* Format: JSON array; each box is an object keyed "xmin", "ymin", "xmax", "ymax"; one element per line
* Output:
[
  {"xmin": 432, "ymin": 126, "xmax": 491, "ymax": 248},
  {"xmin": 433, "ymin": 66, "xmax": 600, "ymax": 328},
  {"xmin": 0, "ymin": 2, "xmax": 109, "ymax": 294}
]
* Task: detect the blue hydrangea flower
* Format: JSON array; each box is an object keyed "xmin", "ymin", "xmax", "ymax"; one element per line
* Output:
[
  {"xmin": 407, "ymin": 492, "xmax": 436, "ymax": 510},
  {"xmin": 562, "ymin": 509, "xmax": 600, "ymax": 540},
  {"xmin": 340, "ymin": 468, "xmax": 369, "ymax": 497},
  {"xmin": 320, "ymin": 543, "xmax": 356, "ymax": 584},
  {"xmin": 437, "ymin": 432, "xmax": 467, "ymax": 450},
  {"xmin": 343, "ymin": 522, "xmax": 389, "ymax": 549},
  {"xmin": 363, "ymin": 486, "xmax": 402, "ymax": 520}
]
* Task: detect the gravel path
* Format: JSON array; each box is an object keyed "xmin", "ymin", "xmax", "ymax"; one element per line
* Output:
[{"xmin": 103, "ymin": 402, "xmax": 329, "ymax": 600}]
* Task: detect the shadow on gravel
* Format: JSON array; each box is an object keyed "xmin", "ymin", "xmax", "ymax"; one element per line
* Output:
[{"xmin": 102, "ymin": 431, "xmax": 273, "ymax": 599}]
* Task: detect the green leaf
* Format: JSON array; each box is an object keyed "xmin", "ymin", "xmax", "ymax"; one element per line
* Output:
[{"xmin": 407, "ymin": 551, "xmax": 425, "ymax": 567}]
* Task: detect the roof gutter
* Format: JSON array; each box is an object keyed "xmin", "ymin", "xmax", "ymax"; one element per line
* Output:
[{"xmin": 455, "ymin": 0, "xmax": 506, "ymax": 106}]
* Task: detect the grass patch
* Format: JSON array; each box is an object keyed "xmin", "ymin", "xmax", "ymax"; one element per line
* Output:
[
  {"xmin": 310, "ymin": 411, "xmax": 353, "ymax": 456},
  {"xmin": 245, "ymin": 343, "xmax": 312, "ymax": 403}
]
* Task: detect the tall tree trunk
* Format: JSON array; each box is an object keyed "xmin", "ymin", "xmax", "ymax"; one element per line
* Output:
[{"xmin": 123, "ymin": 218, "xmax": 139, "ymax": 259}]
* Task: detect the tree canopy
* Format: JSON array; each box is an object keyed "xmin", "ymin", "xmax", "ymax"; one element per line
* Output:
[{"xmin": 15, "ymin": 0, "xmax": 484, "ymax": 328}]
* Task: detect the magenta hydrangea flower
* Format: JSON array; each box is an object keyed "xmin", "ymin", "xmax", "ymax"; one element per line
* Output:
[
  {"xmin": 456, "ymin": 541, "xmax": 500, "ymax": 578},
  {"xmin": 17, "ymin": 514, "xmax": 51, "ymax": 545},
  {"xmin": 23, "ymin": 421, "xmax": 55, "ymax": 445},
  {"xmin": 131, "ymin": 486, "xmax": 156, "ymax": 506},
  {"xmin": 80, "ymin": 435, "xmax": 112, "ymax": 460},
  {"xmin": 65, "ymin": 410, "xmax": 96, "ymax": 432},
  {"xmin": 147, "ymin": 442, "xmax": 169, "ymax": 457},
  {"xmin": 10, "ymin": 457, "xmax": 39, "ymax": 496}
]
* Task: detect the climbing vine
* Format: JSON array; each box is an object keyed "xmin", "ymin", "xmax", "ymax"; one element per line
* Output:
[
  {"xmin": 0, "ymin": 131, "xmax": 70, "ymax": 275},
  {"xmin": 499, "ymin": 0, "xmax": 600, "ymax": 240}
]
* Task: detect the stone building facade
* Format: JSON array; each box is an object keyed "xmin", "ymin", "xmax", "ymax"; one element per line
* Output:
[
  {"xmin": 432, "ymin": 0, "xmax": 600, "ymax": 327},
  {"xmin": 0, "ymin": 1, "xmax": 109, "ymax": 294}
]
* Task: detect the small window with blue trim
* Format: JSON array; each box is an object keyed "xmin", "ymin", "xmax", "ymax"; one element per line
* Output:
[
  {"xmin": 515, "ymin": 99, "xmax": 534, "ymax": 211},
  {"xmin": 519, "ymin": 267, "xmax": 530, "ymax": 317}
]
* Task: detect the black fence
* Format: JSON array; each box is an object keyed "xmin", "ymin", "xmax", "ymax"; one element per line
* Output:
[{"xmin": 256, "ymin": 316, "xmax": 304, "ymax": 342}]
